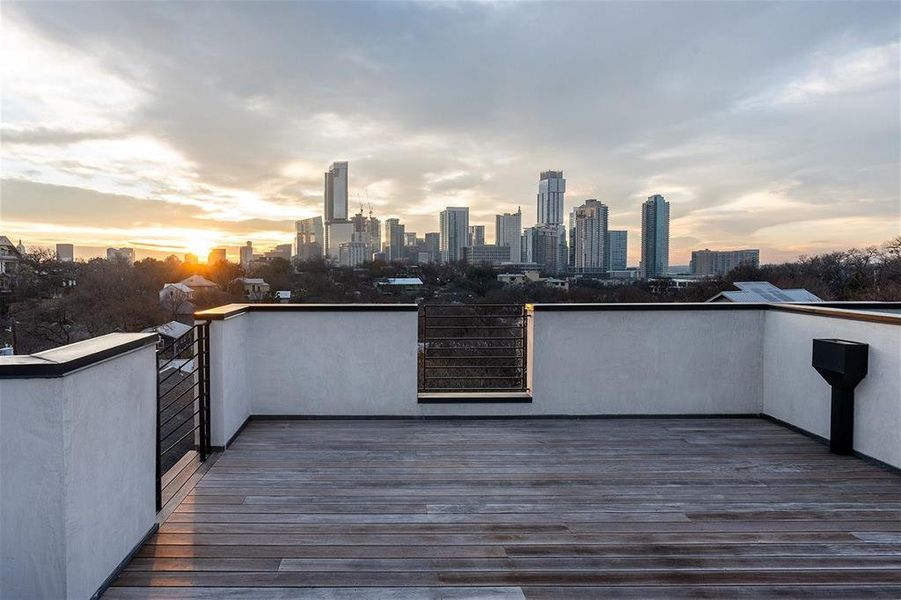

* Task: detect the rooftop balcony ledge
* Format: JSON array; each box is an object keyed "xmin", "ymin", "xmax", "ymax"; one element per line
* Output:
[{"xmin": 1, "ymin": 301, "xmax": 899, "ymax": 598}]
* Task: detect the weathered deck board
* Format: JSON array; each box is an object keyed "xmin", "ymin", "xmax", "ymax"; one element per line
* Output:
[{"xmin": 111, "ymin": 418, "xmax": 901, "ymax": 597}]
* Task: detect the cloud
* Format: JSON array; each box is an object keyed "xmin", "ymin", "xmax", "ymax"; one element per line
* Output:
[{"xmin": 1, "ymin": 1, "xmax": 898, "ymax": 263}]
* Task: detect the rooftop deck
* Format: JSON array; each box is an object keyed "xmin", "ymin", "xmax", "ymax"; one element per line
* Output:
[{"xmin": 108, "ymin": 418, "xmax": 901, "ymax": 598}]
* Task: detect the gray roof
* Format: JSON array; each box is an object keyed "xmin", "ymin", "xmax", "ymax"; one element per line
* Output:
[{"xmin": 707, "ymin": 281, "xmax": 822, "ymax": 303}]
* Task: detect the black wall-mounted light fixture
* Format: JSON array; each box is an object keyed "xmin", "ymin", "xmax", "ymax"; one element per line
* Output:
[{"xmin": 812, "ymin": 339, "xmax": 869, "ymax": 455}]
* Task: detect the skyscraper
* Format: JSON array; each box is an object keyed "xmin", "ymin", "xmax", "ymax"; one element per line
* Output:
[
  {"xmin": 324, "ymin": 161, "xmax": 348, "ymax": 223},
  {"xmin": 385, "ymin": 218, "xmax": 406, "ymax": 261},
  {"xmin": 240, "ymin": 241, "xmax": 254, "ymax": 269},
  {"xmin": 537, "ymin": 171, "xmax": 565, "ymax": 226},
  {"xmin": 572, "ymin": 199, "xmax": 608, "ymax": 273},
  {"xmin": 439, "ymin": 207, "xmax": 469, "ymax": 263},
  {"xmin": 324, "ymin": 161, "xmax": 350, "ymax": 259},
  {"xmin": 640, "ymin": 194, "xmax": 670, "ymax": 278},
  {"xmin": 423, "ymin": 232, "xmax": 440, "ymax": 263},
  {"xmin": 606, "ymin": 230, "xmax": 628, "ymax": 271},
  {"xmin": 524, "ymin": 224, "xmax": 564, "ymax": 274},
  {"xmin": 295, "ymin": 217, "xmax": 324, "ymax": 261},
  {"xmin": 468, "ymin": 225, "xmax": 485, "ymax": 247},
  {"xmin": 495, "ymin": 208, "xmax": 522, "ymax": 263}
]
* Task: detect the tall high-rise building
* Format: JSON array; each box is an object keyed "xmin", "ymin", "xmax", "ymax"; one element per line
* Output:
[
  {"xmin": 640, "ymin": 194, "xmax": 670, "ymax": 278},
  {"xmin": 690, "ymin": 249, "xmax": 760, "ymax": 276},
  {"xmin": 495, "ymin": 208, "xmax": 522, "ymax": 263},
  {"xmin": 439, "ymin": 207, "xmax": 469, "ymax": 263},
  {"xmin": 326, "ymin": 222, "xmax": 354, "ymax": 260},
  {"xmin": 537, "ymin": 171, "xmax": 565, "ymax": 226},
  {"xmin": 606, "ymin": 230, "xmax": 628, "ymax": 271},
  {"xmin": 405, "ymin": 232, "xmax": 418, "ymax": 247},
  {"xmin": 385, "ymin": 218, "xmax": 406, "ymax": 261},
  {"xmin": 572, "ymin": 199, "xmax": 608, "ymax": 273},
  {"xmin": 368, "ymin": 216, "xmax": 380, "ymax": 256},
  {"xmin": 56, "ymin": 243, "xmax": 74, "ymax": 262},
  {"xmin": 324, "ymin": 161, "xmax": 348, "ymax": 223},
  {"xmin": 468, "ymin": 225, "xmax": 485, "ymax": 247},
  {"xmin": 240, "ymin": 241, "xmax": 254, "ymax": 269},
  {"xmin": 568, "ymin": 209, "xmax": 576, "ymax": 268},
  {"xmin": 423, "ymin": 232, "xmax": 440, "ymax": 263},
  {"xmin": 324, "ymin": 161, "xmax": 350, "ymax": 258},
  {"xmin": 295, "ymin": 217, "xmax": 324, "ymax": 261},
  {"xmin": 524, "ymin": 224, "xmax": 563, "ymax": 274}
]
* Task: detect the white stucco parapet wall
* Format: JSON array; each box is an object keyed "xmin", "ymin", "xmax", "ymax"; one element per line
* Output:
[
  {"xmin": 0, "ymin": 333, "xmax": 158, "ymax": 600},
  {"xmin": 199, "ymin": 303, "xmax": 900, "ymax": 470}
]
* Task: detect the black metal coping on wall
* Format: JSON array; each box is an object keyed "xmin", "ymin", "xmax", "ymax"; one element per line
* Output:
[
  {"xmin": 530, "ymin": 301, "xmax": 901, "ymax": 326},
  {"xmin": 195, "ymin": 303, "xmax": 420, "ymax": 320},
  {"xmin": 0, "ymin": 333, "xmax": 159, "ymax": 379}
]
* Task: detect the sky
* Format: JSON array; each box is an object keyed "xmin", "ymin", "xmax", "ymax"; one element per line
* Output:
[{"xmin": 1, "ymin": 1, "xmax": 899, "ymax": 265}]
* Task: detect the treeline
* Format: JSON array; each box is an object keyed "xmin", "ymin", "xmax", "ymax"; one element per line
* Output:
[{"xmin": 3, "ymin": 238, "xmax": 899, "ymax": 354}]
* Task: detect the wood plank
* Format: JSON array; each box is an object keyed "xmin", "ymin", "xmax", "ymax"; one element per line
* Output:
[{"xmin": 111, "ymin": 418, "xmax": 901, "ymax": 595}]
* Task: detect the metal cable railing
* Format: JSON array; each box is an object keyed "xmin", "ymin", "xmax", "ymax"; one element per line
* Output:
[
  {"xmin": 155, "ymin": 322, "xmax": 210, "ymax": 510},
  {"xmin": 419, "ymin": 304, "xmax": 529, "ymax": 393}
]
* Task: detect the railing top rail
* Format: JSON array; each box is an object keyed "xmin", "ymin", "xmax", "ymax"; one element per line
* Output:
[{"xmin": 195, "ymin": 303, "xmax": 419, "ymax": 320}]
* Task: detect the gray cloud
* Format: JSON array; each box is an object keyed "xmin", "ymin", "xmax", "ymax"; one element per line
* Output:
[{"xmin": 2, "ymin": 1, "xmax": 899, "ymax": 262}]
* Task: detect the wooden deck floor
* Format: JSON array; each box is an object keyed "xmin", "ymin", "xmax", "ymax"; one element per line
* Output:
[{"xmin": 109, "ymin": 418, "xmax": 901, "ymax": 598}]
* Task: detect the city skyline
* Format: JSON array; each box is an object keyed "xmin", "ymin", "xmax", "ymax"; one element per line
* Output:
[{"xmin": 2, "ymin": 2, "xmax": 899, "ymax": 264}]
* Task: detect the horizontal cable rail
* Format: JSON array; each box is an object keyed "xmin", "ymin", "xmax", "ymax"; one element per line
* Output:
[
  {"xmin": 419, "ymin": 304, "xmax": 529, "ymax": 393},
  {"xmin": 156, "ymin": 322, "xmax": 210, "ymax": 511}
]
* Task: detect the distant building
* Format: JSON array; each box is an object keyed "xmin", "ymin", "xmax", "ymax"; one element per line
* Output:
[
  {"xmin": 325, "ymin": 221, "xmax": 354, "ymax": 260},
  {"xmin": 707, "ymin": 281, "xmax": 822, "ymax": 303},
  {"xmin": 423, "ymin": 232, "xmax": 440, "ymax": 263},
  {"xmin": 56, "ymin": 243, "xmax": 74, "ymax": 262},
  {"xmin": 439, "ymin": 207, "xmax": 469, "ymax": 263},
  {"xmin": 572, "ymin": 199, "xmax": 609, "ymax": 274},
  {"xmin": 206, "ymin": 248, "xmax": 226, "ymax": 264},
  {"xmin": 376, "ymin": 277, "xmax": 424, "ymax": 295},
  {"xmin": 240, "ymin": 241, "xmax": 254, "ymax": 269},
  {"xmin": 184, "ymin": 252, "xmax": 198, "ymax": 265},
  {"xmin": 385, "ymin": 218, "xmax": 406, "ymax": 262},
  {"xmin": 179, "ymin": 274, "xmax": 218, "ymax": 293},
  {"xmin": 264, "ymin": 244, "xmax": 292, "ymax": 262},
  {"xmin": 640, "ymin": 194, "xmax": 670, "ymax": 279},
  {"xmin": 524, "ymin": 224, "xmax": 564, "ymax": 274},
  {"xmin": 462, "ymin": 244, "xmax": 511, "ymax": 265},
  {"xmin": 497, "ymin": 269, "xmax": 566, "ymax": 290},
  {"xmin": 537, "ymin": 171, "xmax": 565, "ymax": 226},
  {"xmin": 142, "ymin": 321, "xmax": 193, "ymax": 354},
  {"xmin": 295, "ymin": 217, "xmax": 324, "ymax": 261},
  {"xmin": 606, "ymin": 231, "xmax": 628, "ymax": 271},
  {"xmin": 468, "ymin": 225, "xmax": 485, "ymax": 247},
  {"xmin": 107, "ymin": 247, "xmax": 135, "ymax": 265},
  {"xmin": 495, "ymin": 208, "xmax": 522, "ymax": 264},
  {"xmin": 339, "ymin": 241, "xmax": 369, "ymax": 267},
  {"xmin": 690, "ymin": 249, "xmax": 760, "ymax": 276},
  {"xmin": 231, "ymin": 277, "xmax": 270, "ymax": 301},
  {"xmin": 324, "ymin": 161, "xmax": 350, "ymax": 258},
  {"xmin": 0, "ymin": 236, "xmax": 23, "ymax": 292},
  {"xmin": 350, "ymin": 209, "xmax": 378, "ymax": 262},
  {"xmin": 158, "ymin": 283, "xmax": 195, "ymax": 317}
]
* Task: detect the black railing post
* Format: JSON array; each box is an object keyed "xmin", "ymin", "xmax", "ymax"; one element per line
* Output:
[
  {"xmin": 197, "ymin": 322, "xmax": 209, "ymax": 461},
  {"xmin": 203, "ymin": 321, "xmax": 211, "ymax": 456},
  {"xmin": 154, "ymin": 348, "xmax": 162, "ymax": 511}
]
